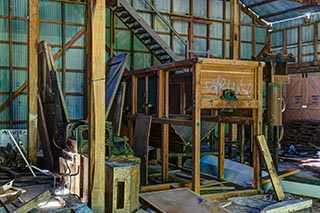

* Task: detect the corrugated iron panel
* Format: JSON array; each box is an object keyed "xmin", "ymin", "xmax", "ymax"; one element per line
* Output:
[
  {"xmin": 115, "ymin": 16, "xmax": 126, "ymax": 28},
  {"xmin": 193, "ymin": 38, "xmax": 207, "ymax": 52},
  {"xmin": 194, "ymin": 23, "xmax": 207, "ymax": 37},
  {"xmin": 65, "ymin": 48, "xmax": 85, "ymax": 70},
  {"xmin": 0, "ymin": 1, "xmax": 9, "ymax": 16},
  {"xmin": 66, "ymin": 95, "xmax": 84, "ymax": 120},
  {"xmin": 139, "ymin": 12, "xmax": 152, "ymax": 25},
  {"xmin": 13, "ymin": 70, "xmax": 27, "ymax": 91},
  {"xmin": 133, "ymin": 52, "xmax": 151, "ymax": 69},
  {"xmin": 302, "ymin": 44, "xmax": 314, "ymax": 62},
  {"xmin": 193, "ymin": 0, "xmax": 207, "ymax": 17},
  {"xmin": 210, "ymin": 22, "xmax": 223, "ymax": 38},
  {"xmin": 286, "ymin": 46, "xmax": 298, "ymax": 57},
  {"xmin": 12, "ymin": 94, "xmax": 28, "ymax": 121},
  {"xmin": 240, "ymin": 42, "xmax": 252, "ymax": 59},
  {"xmin": 174, "ymin": 36, "xmax": 187, "ymax": 54},
  {"xmin": 40, "ymin": 0, "xmax": 62, "ymax": 21},
  {"xmin": 65, "ymin": 25, "xmax": 85, "ymax": 46},
  {"xmin": 225, "ymin": 1, "xmax": 230, "ymax": 21},
  {"xmin": 210, "ymin": 0, "xmax": 223, "ymax": 19},
  {"xmin": 0, "ymin": 95, "xmax": 10, "ymax": 121},
  {"xmin": 12, "ymin": 20, "xmax": 27, "ymax": 42},
  {"xmin": 286, "ymin": 28, "xmax": 298, "ymax": 45},
  {"xmin": 155, "ymin": 15, "xmax": 170, "ymax": 33},
  {"xmin": 173, "ymin": 20, "xmax": 188, "ymax": 34},
  {"xmin": 12, "ymin": 0, "xmax": 27, "ymax": 17},
  {"xmin": 226, "ymin": 23, "xmax": 230, "ymax": 39},
  {"xmin": 159, "ymin": 33, "xmax": 170, "ymax": 46},
  {"xmin": 225, "ymin": 41, "xmax": 230, "ymax": 58},
  {"xmin": 256, "ymin": 44, "xmax": 265, "ymax": 56},
  {"xmin": 0, "ymin": 19, "xmax": 9, "ymax": 40},
  {"xmin": 302, "ymin": 25, "xmax": 314, "ymax": 42},
  {"xmin": 272, "ymin": 18, "xmax": 304, "ymax": 30},
  {"xmin": 241, "ymin": 25, "xmax": 252, "ymax": 42},
  {"xmin": 0, "ymin": 69, "xmax": 10, "ymax": 92},
  {"xmin": 135, "ymin": 0, "xmax": 150, "ymax": 10},
  {"xmin": 13, "ymin": 124, "xmax": 27, "ymax": 129},
  {"xmin": 155, "ymin": 0, "xmax": 170, "ymax": 12},
  {"xmin": 311, "ymin": 13, "xmax": 320, "ymax": 22},
  {"xmin": 302, "ymin": 55, "xmax": 314, "ymax": 62},
  {"xmin": 256, "ymin": 27, "xmax": 266, "ymax": 43},
  {"xmin": 134, "ymin": 36, "xmax": 148, "ymax": 51},
  {"xmin": 12, "ymin": 44, "xmax": 27, "ymax": 68},
  {"xmin": 65, "ymin": 3, "xmax": 85, "ymax": 24},
  {"xmin": 106, "ymin": 8, "xmax": 111, "ymax": 27},
  {"xmin": 271, "ymin": 31, "xmax": 283, "ymax": 47},
  {"xmin": 65, "ymin": 72, "xmax": 84, "ymax": 93},
  {"xmin": 114, "ymin": 30, "xmax": 132, "ymax": 50},
  {"xmin": 0, "ymin": 44, "xmax": 9, "ymax": 66},
  {"xmin": 210, "ymin": 40, "xmax": 223, "ymax": 58},
  {"xmin": 40, "ymin": 23, "xmax": 62, "ymax": 45},
  {"xmin": 173, "ymin": 0, "xmax": 189, "ymax": 14},
  {"xmin": 241, "ymin": 11, "xmax": 252, "ymax": 24}
]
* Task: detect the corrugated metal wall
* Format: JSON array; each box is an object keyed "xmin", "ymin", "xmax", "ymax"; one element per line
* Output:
[
  {"xmin": 0, "ymin": 0, "xmax": 29, "ymax": 129},
  {"xmin": 40, "ymin": 0, "xmax": 86, "ymax": 120},
  {"xmin": 107, "ymin": 0, "xmax": 268, "ymax": 70},
  {"xmin": 271, "ymin": 13, "xmax": 320, "ymax": 63}
]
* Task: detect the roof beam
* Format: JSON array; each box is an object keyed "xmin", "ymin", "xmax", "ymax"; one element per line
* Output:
[{"xmin": 260, "ymin": 4, "xmax": 315, "ymax": 19}]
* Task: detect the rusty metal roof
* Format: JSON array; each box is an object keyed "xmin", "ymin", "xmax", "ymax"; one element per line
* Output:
[{"xmin": 240, "ymin": 0, "xmax": 320, "ymax": 23}]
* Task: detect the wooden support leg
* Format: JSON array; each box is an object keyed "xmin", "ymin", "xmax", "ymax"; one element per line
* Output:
[
  {"xmin": 218, "ymin": 122, "xmax": 225, "ymax": 180},
  {"xmin": 240, "ymin": 124, "xmax": 245, "ymax": 164},
  {"xmin": 162, "ymin": 123, "xmax": 169, "ymax": 183}
]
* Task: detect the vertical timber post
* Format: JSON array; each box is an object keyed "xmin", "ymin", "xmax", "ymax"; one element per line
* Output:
[
  {"xmin": 87, "ymin": 0, "xmax": 106, "ymax": 211},
  {"xmin": 28, "ymin": 0, "xmax": 39, "ymax": 164}
]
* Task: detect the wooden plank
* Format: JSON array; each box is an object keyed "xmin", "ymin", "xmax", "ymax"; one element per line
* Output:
[
  {"xmin": 37, "ymin": 95, "xmax": 54, "ymax": 170},
  {"xmin": 192, "ymin": 64, "xmax": 201, "ymax": 193},
  {"xmin": 162, "ymin": 123, "xmax": 169, "ymax": 182},
  {"xmin": 140, "ymin": 188, "xmax": 230, "ymax": 213},
  {"xmin": 203, "ymin": 189, "xmax": 258, "ymax": 200},
  {"xmin": 87, "ymin": 0, "xmax": 106, "ymax": 211},
  {"xmin": 260, "ymin": 199, "xmax": 312, "ymax": 213},
  {"xmin": 28, "ymin": 0, "xmax": 39, "ymax": 165},
  {"xmin": 262, "ymin": 169, "xmax": 300, "ymax": 184},
  {"xmin": 257, "ymin": 135, "xmax": 285, "ymax": 201},
  {"xmin": 218, "ymin": 122, "xmax": 225, "ymax": 180},
  {"xmin": 12, "ymin": 190, "xmax": 51, "ymax": 213},
  {"xmin": 132, "ymin": 114, "xmax": 152, "ymax": 185}
]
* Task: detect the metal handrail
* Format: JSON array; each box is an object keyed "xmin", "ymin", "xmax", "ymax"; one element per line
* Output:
[{"xmin": 144, "ymin": 0, "xmax": 188, "ymax": 59}]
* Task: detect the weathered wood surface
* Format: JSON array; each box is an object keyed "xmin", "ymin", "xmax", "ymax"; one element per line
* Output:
[
  {"xmin": 140, "ymin": 188, "xmax": 230, "ymax": 213},
  {"xmin": 257, "ymin": 135, "xmax": 285, "ymax": 201},
  {"xmin": 260, "ymin": 199, "xmax": 312, "ymax": 213},
  {"xmin": 12, "ymin": 190, "xmax": 51, "ymax": 213}
]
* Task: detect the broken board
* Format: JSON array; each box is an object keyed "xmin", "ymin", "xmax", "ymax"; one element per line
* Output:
[
  {"xmin": 140, "ymin": 188, "xmax": 230, "ymax": 213},
  {"xmin": 257, "ymin": 135, "xmax": 285, "ymax": 201}
]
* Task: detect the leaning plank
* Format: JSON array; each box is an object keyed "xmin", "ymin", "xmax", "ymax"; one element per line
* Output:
[
  {"xmin": 257, "ymin": 135, "xmax": 285, "ymax": 201},
  {"xmin": 12, "ymin": 190, "xmax": 51, "ymax": 213},
  {"xmin": 262, "ymin": 169, "xmax": 300, "ymax": 184},
  {"xmin": 132, "ymin": 114, "xmax": 152, "ymax": 185},
  {"xmin": 260, "ymin": 199, "xmax": 312, "ymax": 213}
]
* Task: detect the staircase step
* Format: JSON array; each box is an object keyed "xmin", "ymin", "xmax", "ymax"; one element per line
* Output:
[
  {"xmin": 118, "ymin": 11, "xmax": 131, "ymax": 18},
  {"xmin": 154, "ymin": 49, "xmax": 167, "ymax": 56},
  {"xmin": 134, "ymin": 28, "xmax": 147, "ymax": 35},
  {"xmin": 128, "ymin": 22, "xmax": 141, "ymax": 30},
  {"xmin": 149, "ymin": 44, "xmax": 162, "ymax": 51},
  {"xmin": 158, "ymin": 55, "xmax": 172, "ymax": 62},
  {"xmin": 115, "ymin": 6, "xmax": 125, "ymax": 12},
  {"xmin": 138, "ymin": 33, "xmax": 152, "ymax": 40},
  {"xmin": 144, "ymin": 39, "xmax": 157, "ymax": 45},
  {"xmin": 124, "ymin": 17, "xmax": 136, "ymax": 24}
]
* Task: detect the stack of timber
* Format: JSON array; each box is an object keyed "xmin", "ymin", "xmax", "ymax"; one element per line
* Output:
[{"xmin": 282, "ymin": 120, "xmax": 320, "ymax": 150}]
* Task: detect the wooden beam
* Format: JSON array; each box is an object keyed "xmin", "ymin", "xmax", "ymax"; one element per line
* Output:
[
  {"xmin": 162, "ymin": 123, "xmax": 169, "ymax": 182},
  {"xmin": 203, "ymin": 189, "xmax": 258, "ymax": 200},
  {"xmin": 230, "ymin": 0, "xmax": 240, "ymax": 59},
  {"xmin": 218, "ymin": 122, "xmax": 225, "ymax": 180},
  {"xmin": 192, "ymin": 64, "xmax": 201, "ymax": 193},
  {"xmin": 28, "ymin": 0, "xmax": 39, "ymax": 165},
  {"xmin": 0, "ymin": 82, "xmax": 28, "ymax": 113},
  {"xmin": 53, "ymin": 28, "xmax": 86, "ymax": 61},
  {"xmin": 257, "ymin": 135, "xmax": 285, "ymax": 201},
  {"xmin": 12, "ymin": 190, "xmax": 51, "ymax": 213},
  {"xmin": 87, "ymin": 0, "xmax": 106, "ymax": 211}
]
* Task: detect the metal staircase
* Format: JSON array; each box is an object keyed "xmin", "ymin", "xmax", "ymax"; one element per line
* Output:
[{"xmin": 108, "ymin": 0, "xmax": 186, "ymax": 63}]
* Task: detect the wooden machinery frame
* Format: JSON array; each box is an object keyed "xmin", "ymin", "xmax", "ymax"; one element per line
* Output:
[{"xmin": 125, "ymin": 57, "xmax": 265, "ymax": 194}]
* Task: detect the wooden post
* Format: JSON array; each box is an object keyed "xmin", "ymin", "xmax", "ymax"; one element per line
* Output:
[
  {"xmin": 230, "ymin": 0, "xmax": 240, "ymax": 59},
  {"xmin": 218, "ymin": 122, "xmax": 225, "ymax": 180},
  {"xmin": 192, "ymin": 64, "xmax": 201, "ymax": 193},
  {"xmin": 28, "ymin": 0, "xmax": 39, "ymax": 164},
  {"xmin": 87, "ymin": 0, "xmax": 106, "ymax": 211},
  {"xmin": 162, "ymin": 123, "xmax": 169, "ymax": 182}
]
